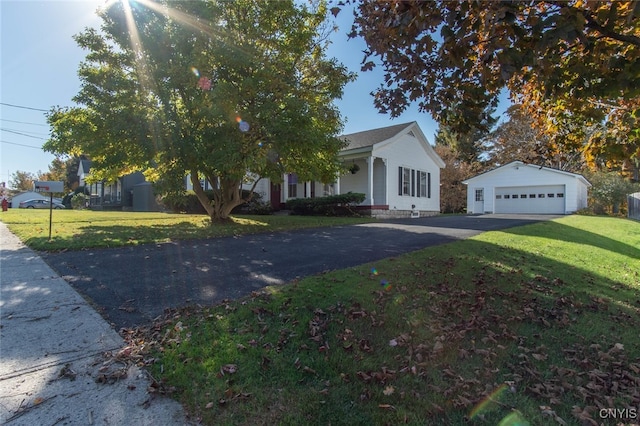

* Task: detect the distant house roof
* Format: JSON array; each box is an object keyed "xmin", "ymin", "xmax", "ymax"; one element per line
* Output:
[
  {"xmin": 340, "ymin": 122, "xmax": 415, "ymax": 150},
  {"xmin": 78, "ymin": 159, "xmax": 92, "ymax": 175}
]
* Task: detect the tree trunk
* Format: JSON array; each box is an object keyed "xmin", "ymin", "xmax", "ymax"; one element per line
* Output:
[
  {"xmin": 190, "ymin": 171, "xmax": 215, "ymax": 218},
  {"xmin": 190, "ymin": 171, "xmax": 249, "ymax": 223}
]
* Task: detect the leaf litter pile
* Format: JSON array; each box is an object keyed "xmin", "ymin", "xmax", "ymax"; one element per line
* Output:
[{"xmin": 117, "ymin": 244, "xmax": 640, "ymax": 426}]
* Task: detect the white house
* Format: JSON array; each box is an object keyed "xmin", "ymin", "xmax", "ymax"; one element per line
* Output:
[
  {"xmin": 462, "ymin": 161, "xmax": 591, "ymax": 214},
  {"xmin": 334, "ymin": 121, "xmax": 444, "ymax": 217},
  {"xmin": 185, "ymin": 122, "xmax": 445, "ymax": 217},
  {"xmin": 258, "ymin": 121, "xmax": 445, "ymax": 218}
]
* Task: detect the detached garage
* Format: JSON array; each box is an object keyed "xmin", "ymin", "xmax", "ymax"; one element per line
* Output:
[{"xmin": 462, "ymin": 161, "xmax": 591, "ymax": 215}]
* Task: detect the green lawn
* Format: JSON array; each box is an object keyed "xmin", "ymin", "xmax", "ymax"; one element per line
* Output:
[
  {"xmin": 123, "ymin": 215, "xmax": 639, "ymax": 425},
  {"xmin": 0, "ymin": 209, "xmax": 372, "ymax": 251}
]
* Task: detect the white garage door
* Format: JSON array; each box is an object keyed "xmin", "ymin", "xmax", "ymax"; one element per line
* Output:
[{"xmin": 495, "ymin": 185, "xmax": 565, "ymax": 214}]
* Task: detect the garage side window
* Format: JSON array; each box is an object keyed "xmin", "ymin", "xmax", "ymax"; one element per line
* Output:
[{"xmin": 475, "ymin": 189, "xmax": 484, "ymax": 202}]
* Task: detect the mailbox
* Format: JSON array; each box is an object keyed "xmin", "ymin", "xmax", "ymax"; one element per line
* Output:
[{"xmin": 34, "ymin": 181, "xmax": 64, "ymax": 193}]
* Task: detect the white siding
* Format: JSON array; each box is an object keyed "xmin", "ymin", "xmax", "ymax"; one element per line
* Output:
[
  {"xmin": 246, "ymin": 178, "xmax": 270, "ymax": 203},
  {"xmin": 375, "ymin": 133, "xmax": 440, "ymax": 212}
]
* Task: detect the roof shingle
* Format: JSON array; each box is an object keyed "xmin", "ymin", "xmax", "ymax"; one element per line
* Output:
[{"xmin": 340, "ymin": 122, "xmax": 415, "ymax": 150}]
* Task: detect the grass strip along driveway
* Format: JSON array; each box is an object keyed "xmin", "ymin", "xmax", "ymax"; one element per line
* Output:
[
  {"xmin": 0, "ymin": 210, "xmax": 372, "ymax": 251},
  {"xmin": 113, "ymin": 215, "xmax": 638, "ymax": 426},
  {"xmin": 3, "ymin": 211, "xmax": 638, "ymax": 424}
]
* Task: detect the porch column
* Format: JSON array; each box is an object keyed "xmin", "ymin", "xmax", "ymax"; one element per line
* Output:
[
  {"xmin": 334, "ymin": 176, "xmax": 340, "ymax": 195},
  {"xmin": 367, "ymin": 156, "xmax": 374, "ymax": 206},
  {"xmin": 381, "ymin": 158, "xmax": 388, "ymax": 205},
  {"xmin": 282, "ymin": 173, "xmax": 288, "ymax": 203},
  {"xmin": 305, "ymin": 181, "xmax": 311, "ymax": 198}
]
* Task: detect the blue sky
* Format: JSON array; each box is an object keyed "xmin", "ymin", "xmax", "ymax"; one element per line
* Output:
[{"xmin": 0, "ymin": 1, "xmax": 496, "ymax": 186}]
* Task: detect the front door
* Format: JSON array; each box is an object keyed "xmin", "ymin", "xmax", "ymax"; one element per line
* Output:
[
  {"xmin": 474, "ymin": 188, "xmax": 484, "ymax": 214},
  {"xmin": 270, "ymin": 183, "xmax": 282, "ymax": 210}
]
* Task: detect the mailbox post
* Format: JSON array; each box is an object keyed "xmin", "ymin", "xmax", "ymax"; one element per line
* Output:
[{"xmin": 33, "ymin": 181, "xmax": 64, "ymax": 240}]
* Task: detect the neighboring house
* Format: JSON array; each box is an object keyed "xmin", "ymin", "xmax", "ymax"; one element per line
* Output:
[
  {"xmin": 199, "ymin": 121, "xmax": 444, "ymax": 218},
  {"xmin": 79, "ymin": 161, "xmax": 159, "ymax": 211},
  {"xmin": 77, "ymin": 159, "xmax": 92, "ymax": 187},
  {"xmin": 462, "ymin": 161, "xmax": 591, "ymax": 214}
]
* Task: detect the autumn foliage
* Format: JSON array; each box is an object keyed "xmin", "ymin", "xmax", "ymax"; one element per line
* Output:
[{"xmin": 350, "ymin": 1, "xmax": 640, "ymax": 173}]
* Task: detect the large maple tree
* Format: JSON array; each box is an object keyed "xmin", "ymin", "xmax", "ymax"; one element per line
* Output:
[
  {"xmin": 46, "ymin": 0, "xmax": 353, "ymax": 222},
  {"xmin": 350, "ymin": 1, "xmax": 640, "ymax": 173}
]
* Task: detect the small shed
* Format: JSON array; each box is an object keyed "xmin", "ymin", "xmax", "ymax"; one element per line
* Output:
[
  {"xmin": 132, "ymin": 182, "xmax": 160, "ymax": 212},
  {"xmin": 462, "ymin": 161, "xmax": 591, "ymax": 214}
]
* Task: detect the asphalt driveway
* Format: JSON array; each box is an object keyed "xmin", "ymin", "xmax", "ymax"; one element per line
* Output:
[{"xmin": 42, "ymin": 214, "xmax": 558, "ymax": 329}]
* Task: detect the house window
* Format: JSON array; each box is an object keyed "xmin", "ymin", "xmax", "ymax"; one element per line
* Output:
[
  {"xmin": 398, "ymin": 167, "xmax": 411, "ymax": 196},
  {"xmin": 288, "ymin": 173, "xmax": 298, "ymax": 198},
  {"xmin": 475, "ymin": 189, "xmax": 484, "ymax": 202},
  {"xmin": 419, "ymin": 171, "xmax": 428, "ymax": 197},
  {"xmin": 399, "ymin": 167, "xmax": 430, "ymax": 198},
  {"xmin": 403, "ymin": 168, "xmax": 411, "ymax": 195}
]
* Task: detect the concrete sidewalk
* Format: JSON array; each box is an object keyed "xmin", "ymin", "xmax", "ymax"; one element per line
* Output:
[{"xmin": 0, "ymin": 223, "xmax": 189, "ymax": 425}]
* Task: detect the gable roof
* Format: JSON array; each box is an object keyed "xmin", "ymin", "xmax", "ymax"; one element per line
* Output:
[
  {"xmin": 462, "ymin": 161, "xmax": 591, "ymax": 186},
  {"xmin": 340, "ymin": 122, "xmax": 415, "ymax": 150},
  {"xmin": 339, "ymin": 121, "xmax": 445, "ymax": 169},
  {"xmin": 78, "ymin": 159, "xmax": 92, "ymax": 176}
]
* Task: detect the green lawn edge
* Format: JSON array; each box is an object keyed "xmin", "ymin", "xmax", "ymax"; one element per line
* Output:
[{"xmin": 0, "ymin": 210, "xmax": 373, "ymax": 251}]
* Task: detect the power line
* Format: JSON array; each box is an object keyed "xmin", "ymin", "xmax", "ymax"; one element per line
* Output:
[
  {"xmin": 1, "ymin": 128, "xmax": 46, "ymax": 140},
  {"xmin": 1, "ymin": 127, "xmax": 48, "ymax": 138},
  {"xmin": 0, "ymin": 118, "xmax": 48, "ymax": 127},
  {"xmin": 0, "ymin": 140, "xmax": 44, "ymax": 150},
  {"xmin": 0, "ymin": 102, "xmax": 48, "ymax": 112}
]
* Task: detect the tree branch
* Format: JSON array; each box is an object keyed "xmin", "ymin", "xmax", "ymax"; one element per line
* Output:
[{"xmin": 582, "ymin": 9, "xmax": 640, "ymax": 47}]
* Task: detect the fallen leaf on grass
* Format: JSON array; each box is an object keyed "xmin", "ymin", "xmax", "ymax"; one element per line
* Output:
[
  {"xmin": 303, "ymin": 366, "xmax": 317, "ymax": 375},
  {"xmin": 383, "ymin": 385, "xmax": 395, "ymax": 396},
  {"xmin": 220, "ymin": 364, "xmax": 237, "ymax": 375},
  {"xmin": 540, "ymin": 405, "xmax": 567, "ymax": 425}
]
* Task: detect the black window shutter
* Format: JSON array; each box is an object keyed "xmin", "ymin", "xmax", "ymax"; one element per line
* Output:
[
  {"xmin": 398, "ymin": 167, "xmax": 403, "ymax": 196},
  {"xmin": 428, "ymin": 173, "xmax": 431, "ymax": 198}
]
